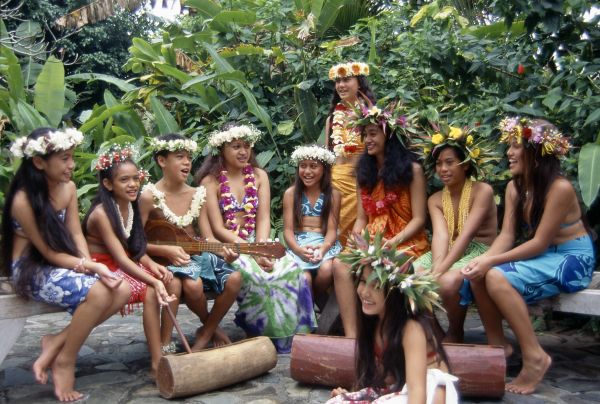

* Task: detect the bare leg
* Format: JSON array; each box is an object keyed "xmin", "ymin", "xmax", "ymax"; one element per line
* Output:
[
  {"xmin": 33, "ymin": 282, "xmax": 131, "ymax": 385},
  {"xmin": 485, "ymin": 270, "xmax": 551, "ymax": 394},
  {"xmin": 333, "ymin": 259, "xmax": 357, "ymax": 338},
  {"xmin": 142, "ymin": 287, "xmax": 162, "ymax": 378},
  {"xmin": 161, "ymin": 277, "xmax": 182, "ymax": 346},
  {"xmin": 192, "ymin": 271, "xmax": 241, "ymax": 351},
  {"xmin": 313, "ymin": 260, "xmax": 334, "ymax": 296},
  {"xmin": 51, "ymin": 281, "xmax": 129, "ymax": 401},
  {"xmin": 470, "ymin": 277, "xmax": 512, "ymax": 356},
  {"xmin": 438, "ymin": 271, "xmax": 467, "ymax": 343}
]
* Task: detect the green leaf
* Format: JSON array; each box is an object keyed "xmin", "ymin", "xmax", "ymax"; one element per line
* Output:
[
  {"xmin": 212, "ymin": 10, "xmax": 256, "ymax": 26},
  {"xmin": 154, "ymin": 64, "xmax": 192, "ymax": 84},
  {"xmin": 294, "ymin": 87, "xmax": 318, "ymax": 142},
  {"xmin": 316, "ymin": 0, "xmax": 345, "ymax": 36},
  {"xmin": 34, "ymin": 56, "xmax": 65, "ymax": 128},
  {"xmin": 76, "ymin": 183, "xmax": 98, "ymax": 198},
  {"xmin": 183, "ymin": 0, "xmax": 222, "ymax": 18},
  {"xmin": 12, "ymin": 99, "xmax": 49, "ymax": 135},
  {"xmin": 578, "ymin": 143, "xmax": 600, "ymax": 207},
  {"xmin": 79, "ymin": 104, "xmax": 130, "ymax": 133},
  {"xmin": 583, "ymin": 109, "xmax": 600, "ymax": 127},
  {"xmin": 277, "ymin": 120, "xmax": 294, "ymax": 136},
  {"xmin": 66, "ymin": 73, "xmax": 137, "ymax": 92},
  {"xmin": 256, "ymin": 150, "xmax": 275, "ymax": 168},
  {"xmin": 0, "ymin": 47, "xmax": 25, "ymax": 101},
  {"xmin": 162, "ymin": 94, "xmax": 210, "ymax": 111},
  {"xmin": 22, "ymin": 60, "xmax": 43, "ymax": 87},
  {"xmin": 542, "ymin": 88, "xmax": 562, "ymax": 110},
  {"xmin": 150, "ymin": 96, "xmax": 180, "ymax": 135},
  {"xmin": 131, "ymin": 38, "xmax": 161, "ymax": 62}
]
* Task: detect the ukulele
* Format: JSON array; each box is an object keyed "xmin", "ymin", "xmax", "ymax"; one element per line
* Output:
[{"xmin": 144, "ymin": 220, "xmax": 286, "ymax": 264}]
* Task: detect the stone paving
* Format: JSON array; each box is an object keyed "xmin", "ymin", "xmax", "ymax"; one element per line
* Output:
[{"xmin": 1, "ymin": 305, "xmax": 599, "ymax": 403}]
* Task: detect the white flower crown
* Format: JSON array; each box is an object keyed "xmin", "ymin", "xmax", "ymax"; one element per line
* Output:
[
  {"xmin": 207, "ymin": 124, "xmax": 262, "ymax": 154},
  {"xmin": 329, "ymin": 62, "xmax": 370, "ymax": 81},
  {"xmin": 290, "ymin": 145, "xmax": 336, "ymax": 166},
  {"xmin": 149, "ymin": 138, "xmax": 198, "ymax": 153},
  {"xmin": 10, "ymin": 128, "xmax": 84, "ymax": 158}
]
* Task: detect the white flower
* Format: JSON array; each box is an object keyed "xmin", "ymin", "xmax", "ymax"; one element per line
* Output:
[
  {"xmin": 9, "ymin": 137, "xmax": 27, "ymax": 158},
  {"xmin": 207, "ymin": 124, "xmax": 262, "ymax": 152},
  {"xmin": 9, "ymin": 128, "xmax": 84, "ymax": 159},
  {"xmin": 290, "ymin": 145, "xmax": 336, "ymax": 166},
  {"xmin": 144, "ymin": 183, "xmax": 206, "ymax": 228},
  {"xmin": 368, "ymin": 106, "xmax": 382, "ymax": 116},
  {"xmin": 150, "ymin": 138, "xmax": 198, "ymax": 153},
  {"xmin": 367, "ymin": 245, "xmax": 375, "ymax": 254}
]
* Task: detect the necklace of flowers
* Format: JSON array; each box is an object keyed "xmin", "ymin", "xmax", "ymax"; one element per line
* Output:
[
  {"xmin": 219, "ymin": 165, "xmax": 258, "ymax": 240},
  {"xmin": 144, "ymin": 183, "xmax": 206, "ymax": 228},
  {"xmin": 331, "ymin": 102, "xmax": 362, "ymax": 157},
  {"xmin": 442, "ymin": 179, "xmax": 472, "ymax": 247},
  {"xmin": 112, "ymin": 198, "xmax": 134, "ymax": 239},
  {"xmin": 360, "ymin": 188, "xmax": 398, "ymax": 216}
]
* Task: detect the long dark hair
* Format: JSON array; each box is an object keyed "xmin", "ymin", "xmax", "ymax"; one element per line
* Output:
[
  {"xmin": 292, "ymin": 160, "xmax": 335, "ymax": 234},
  {"xmin": 1, "ymin": 128, "xmax": 80, "ymax": 296},
  {"xmin": 356, "ymin": 127, "xmax": 418, "ymax": 193},
  {"xmin": 82, "ymin": 159, "xmax": 146, "ymax": 261},
  {"xmin": 194, "ymin": 122, "xmax": 260, "ymax": 183},
  {"xmin": 512, "ymin": 120, "xmax": 563, "ymax": 238},
  {"xmin": 355, "ymin": 283, "xmax": 447, "ymax": 391}
]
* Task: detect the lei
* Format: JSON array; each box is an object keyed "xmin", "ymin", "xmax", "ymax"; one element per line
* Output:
[
  {"xmin": 144, "ymin": 183, "xmax": 206, "ymax": 228},
  {"xmin": 113, "ymin": 199, "xmax": 134, "ymax": 239},
  {"xmin": 331, "ymin": 103, "xmax": 362, "ymax": 158},
  {"xmin": 219, "ymin": 165, "xmax": 258, "ymax": 240},
  {"xmin": 442, "ymin": 179, "xmax": 472, "ymax": 247},
  {"xmin": 361, "ymin": 188, "xmax": 398, "ymax": 216}
]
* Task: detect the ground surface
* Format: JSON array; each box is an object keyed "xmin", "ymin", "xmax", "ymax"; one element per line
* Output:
[{"xmin": 1, "ymin": 304, "xmax": 599, "ymax": 403}]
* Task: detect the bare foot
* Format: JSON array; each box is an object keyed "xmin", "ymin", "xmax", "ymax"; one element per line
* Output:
[
  {"xmin": 212, "ymin": 327, "xmax": 232, "ymax": 347},
  {"xmin": 191, "ymin": 327, "xmax": 212, "ymax": 351},
  {"xmin": 33, "ymin": 334, "xmax": 62, "ymax": 384},
  {"xmin": 51, "ymin": 356, "xmax": 84, "ymax": 402},
  {"xmin": 505, "ymin": 352, "xmax": 552, "ymax": 394}
]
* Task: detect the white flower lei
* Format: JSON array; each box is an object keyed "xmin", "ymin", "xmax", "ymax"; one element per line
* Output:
[
  {"xmin": 113, "ymin": 199, "xmax": 134, "ymax": 239},
  {"xmin": 149, "ymin": 138, "xmax": 198, "ymax": 153},
  {"xmin": 291, "ymin": 145, "xmax": 336, "ymax": 166},
  {"xmin": 330, "ymin": 103, "xmax": 361, "ymax": 158},
  {"xmin": 10, "ymin": 128, "xmax": 84, "ymax": 158},
  {"xmin": 207, "ymin": 124, "xmax": 262, "ymax": 154},
  {"xmin": 144, "ymin": 183, "xmax": 206, "ymax": 228}
]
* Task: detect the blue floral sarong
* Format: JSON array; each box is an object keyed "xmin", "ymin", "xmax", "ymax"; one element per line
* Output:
[
  {"xmin": 494, "ymin": 235, "xmax": 595, "ymax": 304},
  {"xmin": 288, "ymin": 231, "xmax": 342, "ymax": 271}
]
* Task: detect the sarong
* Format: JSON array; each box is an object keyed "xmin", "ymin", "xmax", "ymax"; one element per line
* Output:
[
  {"xmin": 414, "ymin": 241, "xmax": 489, "ymax": 306},
  {"xmin": 494, "ymin": 235, "xmax": 595, "ymax": 304},
  {"xmin": 332, "ymin": 162, "xmax": 358, "ymax": 246},
  {"xmin": 288, "ymin": 231, "xmax": 342, "ymax": 271},
  {"xmin": 326, "ymin": 368, "xmax": 459, "ymax": 404},
  {"xmin": 232, "ymin": 253, "xmax": 317, "ymax": 353},
  {"xmin": 11, "ymin": 257, "xmax": 98, "ymax": 314}
]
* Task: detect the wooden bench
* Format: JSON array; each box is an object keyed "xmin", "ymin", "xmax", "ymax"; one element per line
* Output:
[{"xmin": 528, "ymin": 271, "xmax": 600, "ymax": 317}]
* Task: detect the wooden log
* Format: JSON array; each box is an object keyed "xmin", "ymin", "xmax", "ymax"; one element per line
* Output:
[
  {"xmin": 156, "ymin": 336, "xmax": 278, "ymax": 399},
  {"xmin": 290, "ymin": 334, "xmax": 506, "ymax": 399}
]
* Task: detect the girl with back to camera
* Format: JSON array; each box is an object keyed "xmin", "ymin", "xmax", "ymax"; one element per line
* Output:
[
  {"xmin": 461, "ymin": 117, "xmax": 595, "ymax": 394},
  {"xmin": 326, "ymin": 62, "xmax": 377, "ymax": 245},
  {"xmin": 82, "ymin": 144, "xmax": 175, "ymax": 378},
  {"xmin": 283, "ymin": 145, "xmax": 342, "ymax": 297},
  {"xmin": 328, "ymin": 232, "xmax": 458, "ymax": 404},
  {"xmin": 196, "ymin": 123, "xmax": 316, "ymax": 352},
  {"xmin": 413, "ymin": 123, "xmax": 497, "ymax": 343},
  {"xmin": 333, "ymin": 103, "xmax": 430, "ymax": 337},
  {"xmin": 2, "ymin": 128, "xmax": 130, "ymax": 401}
]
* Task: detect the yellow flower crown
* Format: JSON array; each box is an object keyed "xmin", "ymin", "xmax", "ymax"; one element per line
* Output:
[
  {"xmin": 414, "ymin": 122, "xmax": 496, "ymax": 179},
  {"xmin": 499, "ymin": 117, "xmax": 570, "ymax": 157},
  {"xmin": 329, "ymin": 62, "xmax": 369, "ymax": 80}
]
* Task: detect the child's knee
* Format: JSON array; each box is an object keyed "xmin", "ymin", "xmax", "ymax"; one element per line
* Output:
[
  {"xmin": 182, "ymin": 277, "xmax": 203, "ymax": 295},
  {"xmin": 226, "ymin": 271, "xmax": 242, "ymax": 291}
]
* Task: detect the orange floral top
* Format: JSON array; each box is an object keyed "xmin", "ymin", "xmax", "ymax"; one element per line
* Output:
[{"xmin": 361, "ymin": 181, "xmax": 429, "ymax": 257}]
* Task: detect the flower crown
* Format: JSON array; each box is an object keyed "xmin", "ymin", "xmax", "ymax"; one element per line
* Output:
[
  {"xmin": 339, "ymin": 231, "xmax": 442, "ymax": 314},
  {"xmin": 499, "ymin": 117, "xmax": 570, "ymax": 157},
  {"xmin": 93, "ymin": 144, "xmax": 149, "ymax": 183},
  {"xmin": 149, "ymin": 138, "xmax": 198, "ymax": 154},
  {"xmin": 207, "ymin": 124, "xmax": 262, "ymax": 155},
  {"xmin": 290, "ymin": 145, "xmax": 336, "ymax": 166},
  {"xmin": 414, "ymin": 122, "xmax": 497, "ymax": 178},
  {"xmin": 353, "ymin": 101, "xmax": 410, "ymax": 139},
  {"xmin": 10, "ymin": 128, "xmax": 84, "ymax": 158},
  {"xmin": 329, "ymin": 62, "xmax": 369, "ymax": 80}
]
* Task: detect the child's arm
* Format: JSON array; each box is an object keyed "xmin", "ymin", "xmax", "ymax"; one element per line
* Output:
[
  {"xmin": 139, "ymin": 254, "xmax": 173, "ymax": 284},
  {"xmin": 402, "ymin": 319, "xmax": 428, "ymax": 404},
  {"xmin": 138, "ymin": 186, "xmax": 191, "ymax": 266},
  {"xmin": 351, "ymin": 185, "xmax": 368, "ymax": 235},
  {"xmin": 318, "ymin": 189, "xmax": 341, "ymax": 259},
  {"xmin": 201, "ymin": 175, "xmax": 241, "ymax": 243},
  {"xmin": 427, "ymin": 193, "xmax": 449, "ymax": 274},
  {"xmin": 253, "ymin": 168, "xmax": 274, "ymax": 270},
  {"xmin": 386, "ymin": 163, "xmax": 427, "ymax": 247},
  {"xmin": 282, "ymin": 187, "xmax": 313, "ymax": 262}
]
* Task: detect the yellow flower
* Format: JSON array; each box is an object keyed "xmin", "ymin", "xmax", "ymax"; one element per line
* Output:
[
  {"xmin": 470, "ymin": 148, "xmax": 480, "ymax": 158},
  {"xmin": 449, "ymin": 126, "xmax": 463, "ymax": 140},
  {"xmin": 243, "ymin": 202, "xmax": 255, "ymax": 212},
  {"xmin": 431, "ymin": 133, "xmax": 444, "ymax": 145},
  {"xmin": 466, "ymin": 135, "xmax": 473, "ymax": 146},
  {"xmin": 368, "ymin": 106, "xmax": 382, "ymax": 116},
  {"xmin": 351, "ymin": 63, "xmax": 362, "ymax": 75},
  {"xmin": 362, "ymin": 65, "xmax": 370, "ymax": 75},
  {"xmin": 328, "ymin": 68, "xmax": 336, "ymax": 80},
  {"xmin": 337, "ymin": 66, "xmax": 348, "ymax": 77},
  {"xmin": 423, "ymin": 147, "xmax": 431, "ymax": 155}
]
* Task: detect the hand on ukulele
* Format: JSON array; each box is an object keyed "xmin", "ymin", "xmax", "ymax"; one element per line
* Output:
[
  {"xmin": 222, "ymin": 246, "xmax": 239, "ymax": 264},
  {"xmin": 165, "ymin": 246, "xmax": 191, "ymax": 266}
]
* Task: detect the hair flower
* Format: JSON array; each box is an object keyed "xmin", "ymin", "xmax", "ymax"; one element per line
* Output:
[
  {"xmin": 10, "ymin": 128, "xmax": 84, "ymax": 159},
  {"xmin": 499, "ymin": 116, "xmax": 570, "ymax": 157},
  {"xmin": 329, "ymin": 62, "xmax": 370, "ymax": 81},
  {"xmin": 290, "ymin": 145, "xmax": 336, "ymax": 166},
  {"xmin": 207, "ymin": 124, "xmax": 262, "ymax": 155}
]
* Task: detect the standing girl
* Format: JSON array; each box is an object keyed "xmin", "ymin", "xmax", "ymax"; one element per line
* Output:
[
  {"xmin": 413, "ymin": 123, "xmax": 497, "ymax": 343},
  {"xmin": 328, "ymin": 232, "xmax": 458, "ymax": 404},
  {"xmin": 2, "ymin": 128, "xmax": 130, "ymax": 401},
  {"xmin": 82, "ymin": 144, "xmax": 175, "ymax": 377},
  {"xmin": 326, "ymin": 62, "xmax": 377, "ymax": 245},
  {"xmin": 333, "ymin": 104, "xmax": 429, "ymax": 337},
  {"xmin": 196, "ymin": 123, "xmax": 316, "ymax": 352},
  {"xmin": 462, "ymin": 117, "xmax": 595, "ymax": 394},
  {"xmin": 283, "ymin": 145, "xmax": 342, "ymax": 296}
]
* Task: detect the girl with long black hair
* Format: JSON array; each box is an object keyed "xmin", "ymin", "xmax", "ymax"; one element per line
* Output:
[{"xmin": 2, "ymin": 128, "xmax": 130, "ymax": 401}]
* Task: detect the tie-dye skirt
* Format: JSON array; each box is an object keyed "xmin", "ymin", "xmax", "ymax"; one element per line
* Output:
[{"xmin": 231, "ymin": 253, "xmax": 317, "ymax": 353}]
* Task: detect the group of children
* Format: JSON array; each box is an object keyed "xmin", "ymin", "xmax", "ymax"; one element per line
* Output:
[{"xmin": 1, "ymin": 60, "xmax": 596, "ymax": 403}]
